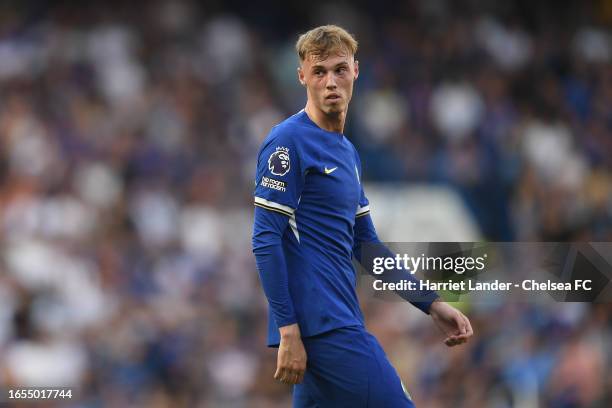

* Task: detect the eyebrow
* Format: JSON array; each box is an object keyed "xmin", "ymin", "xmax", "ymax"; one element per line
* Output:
[{"xmin": 311, "ymin": 62, "xmax": 349, "ymax": 71}]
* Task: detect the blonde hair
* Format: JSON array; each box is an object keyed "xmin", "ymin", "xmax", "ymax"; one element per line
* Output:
[{"xmin": 296, "ymin": 25, "xmax": 358, "ymax": 63}]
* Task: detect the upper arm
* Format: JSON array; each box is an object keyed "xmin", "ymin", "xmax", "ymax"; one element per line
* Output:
[
  {"xmin": 253, "ymin": 128, "xmax": 305, "ymax": 218},
  {"xmin": 354, "ymin": 146, "xmax": 371, "ymax": 220},
  {"xmin": 353, "ymin": 148, "xmax": 378, "ymax": 244}
]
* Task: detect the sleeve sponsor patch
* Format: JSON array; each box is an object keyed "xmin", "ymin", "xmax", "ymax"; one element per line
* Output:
[
  {"xmin": 268, "ymin": 146, "xmax": 290, "ymax": 176},
  {"xmin": 260, "ymin": 176, "xmax": 287, "ymax": 192}
]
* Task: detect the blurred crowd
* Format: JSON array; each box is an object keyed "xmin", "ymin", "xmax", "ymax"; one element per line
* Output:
[{"xmin": 0, "ymin": 0, "xmax": 611, "ymax": 407}]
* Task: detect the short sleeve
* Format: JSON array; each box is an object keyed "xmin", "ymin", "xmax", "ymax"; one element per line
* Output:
[{"xmin": 254, "ymin": 129, "xmax": 304, "ymax": 217}]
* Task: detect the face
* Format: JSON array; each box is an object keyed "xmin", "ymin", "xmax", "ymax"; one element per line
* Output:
[{"xmin": 298, "ymin": 50, "xmax": 359, "ymax": 116}]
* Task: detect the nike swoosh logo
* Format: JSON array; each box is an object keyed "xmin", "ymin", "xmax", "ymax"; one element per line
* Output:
[{"xmin": 324, "ymin": 166, "xmax": 338, "ymax": 175}]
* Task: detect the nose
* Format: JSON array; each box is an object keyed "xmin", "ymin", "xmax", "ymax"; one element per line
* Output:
[{"xmin": 325, "ymin": 72, "xmax": 337, "ymax": 89}]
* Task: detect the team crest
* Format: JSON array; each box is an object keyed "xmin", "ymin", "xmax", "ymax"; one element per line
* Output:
[{"xmin": 268, "ymin": 147, "xmax": 290, "ymax": 176}]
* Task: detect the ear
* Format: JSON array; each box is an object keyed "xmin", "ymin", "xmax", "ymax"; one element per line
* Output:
[
  {"xmin": 353, "ymin": 60, "xmax": 359, "ymax": 80},
  {"xmin": 297, "ymin": 66, "xmax": 306, "ymax": 86}
]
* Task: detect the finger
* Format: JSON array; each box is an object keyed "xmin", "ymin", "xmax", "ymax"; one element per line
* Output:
[
  {"xmin": 444, "ymin": 336, "xmax": 459, "ymax": 346},
  {"xmin": 291, "ymin": 370, "xmax": 302, "ymax": 384},
  {"xmin": 463, "ymin": 315, "xmax": 474, "ymax": 337},
  {"xmin": 275, "ymin": 367, "xmax": 288, "ymax": 382},
  {"xmin": 455, "ymin": 313, "xmax": 467, "ymax": 335},
  {"xmin": 449, "ymin": 334, "xmax": 469, "ymax": 343},
  {"xmin": 284, "ymin": 371, "xmax": 295, "ymax": 384},
  {"xmin": 454, "ymin": 337, "xmax": 467, "ymax": 345},
  {"xmin": 275, "ymin": 365, "xmax": 288, "ymax": 381},
  {"xmin": 282, "ymin": 369, "xmax": 293, "ymax": 384},
  {"xmin": 445, "ymin": 338, "xmax": 458, "ymax": 347},
  {"xmin": 445, "ymin": 335, "xmax": 467, "ymax": 347}
]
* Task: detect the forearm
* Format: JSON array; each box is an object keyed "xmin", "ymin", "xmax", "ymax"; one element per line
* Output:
[
  {"xmin": 253, "ymin": 207, "xmax": 297, "ymax": 327},
  {"xmin": 353, "ymin": 214, "xmax": 439, "ymax": 313}
]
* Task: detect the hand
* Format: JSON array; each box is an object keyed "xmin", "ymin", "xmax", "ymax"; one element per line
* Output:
[
  {"xmin": 429, "ymin": 299, "xmax": 474, "ymax": 347},
  {"xmin": 275, "ymin": 323, "xmax": 307, "ymax": 384}
]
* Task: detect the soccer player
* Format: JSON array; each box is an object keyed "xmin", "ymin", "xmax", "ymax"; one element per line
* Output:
[{"xmin": 252, "ymin": 25, "xmax": 473, "ymax": 407}]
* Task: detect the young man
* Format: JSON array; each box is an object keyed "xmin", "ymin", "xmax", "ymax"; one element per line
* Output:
[{"xmin": 252, "ymin": 25, "xmax": 473, "ymax": 407}]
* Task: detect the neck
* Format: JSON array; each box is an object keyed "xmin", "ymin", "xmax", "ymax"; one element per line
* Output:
[{"xmin": 305, "ymin": 101, "xmax": 346, "ymax": 133}]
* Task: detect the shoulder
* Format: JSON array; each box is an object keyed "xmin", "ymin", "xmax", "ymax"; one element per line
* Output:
[
  {"xmin": 260, "ymin": 111, "xmax": 312, "ymax": 153},
  {"xmin": 345, "ymin": 137, "xmax": 362, "ymax": 162}
]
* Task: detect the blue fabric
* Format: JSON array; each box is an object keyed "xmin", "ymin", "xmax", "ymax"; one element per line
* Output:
[
  {"xmin": 252, "ymin": 110, "xmax": 436, "ymax": 346},
  {"xmin": 353, "ymin": 214, "xmax": 439, "ymax": 313},
  {"xmin": 252, "ymin": 205, "xmax": 297, "ymax": 327},
  {"xmin": 252, "ymin": 110, "xmax": 367, "ymax": 346},
  {"xmin": 292, "ymin": 325, "xmax": 416, "ymax": 408}
]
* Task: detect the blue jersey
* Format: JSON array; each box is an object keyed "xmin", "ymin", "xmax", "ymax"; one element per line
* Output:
[{"xmin": 252, "ymin": 110, "xmax": 436, "ymax": 346}]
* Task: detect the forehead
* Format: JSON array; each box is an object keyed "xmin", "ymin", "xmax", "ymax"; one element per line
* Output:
[{"xmin": 303, "ymin": 51, "xmax": 353, "ymax": 69}]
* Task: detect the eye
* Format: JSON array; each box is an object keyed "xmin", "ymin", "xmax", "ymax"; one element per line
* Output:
[
  {"xmin": 314, "ymin": 70, "xmax": 324, "ymax": 77},
  {"xmin": 336, "ymin": 67, "xmax": 347, "ymax": 74}
]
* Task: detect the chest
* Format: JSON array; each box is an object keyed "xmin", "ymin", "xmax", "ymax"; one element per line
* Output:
[{"xmin": 302, "ymin": 140, "xmax": 361, "ymax": 215}]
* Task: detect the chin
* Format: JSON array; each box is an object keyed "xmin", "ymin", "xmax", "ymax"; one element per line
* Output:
[{"xmin": 323, "ymin": 103, "xmax": 344, "ymax": 114}]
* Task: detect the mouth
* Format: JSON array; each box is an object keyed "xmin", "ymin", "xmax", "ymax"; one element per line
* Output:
[{"xmin": 325, "ymin": 93, "xmax": 341, "ymax": 102}]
